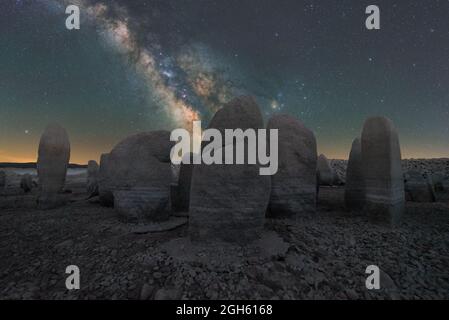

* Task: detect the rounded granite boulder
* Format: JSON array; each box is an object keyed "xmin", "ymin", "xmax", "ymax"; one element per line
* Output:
[{"xmin": 107, "ymin": 131, "xmax": 174, "ymax": 222}]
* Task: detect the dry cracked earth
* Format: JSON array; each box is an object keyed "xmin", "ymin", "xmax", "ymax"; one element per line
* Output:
[{"xmin": 1, "ymin": 180, "xmax": 448, "ymax": 300}]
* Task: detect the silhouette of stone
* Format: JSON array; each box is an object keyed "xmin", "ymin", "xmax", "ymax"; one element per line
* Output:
[
  {"xmin": 20, "ymin": 174, "xmax": 33, "ymax": 193},
  {"xmin": 98, "ymin": 153, "xmax": 113, "ymax": 206},
  {"xmin": 317, "ymin": 154, "xmax": 334, "ymax": 186},
  {"xmin": 361, "ymin": 117, "xmax": 405, "ymax": 225},
  {"xmin": 108, "ymin": 131, "xmax": 174, "ymax": 222},
  {"xmin": 37, "ymin": 123, "xmax": 70, "ymax": 209},
  {"xmin": 345, "ymin": 138, "xmax": 365, "ymax": 210},
  {"xmin": 266, "ymin": 114, "xmax": 317, "ymax": 217},
  {"xmin": 405, "ymin": 171, "xmax": 436, "ymax": 202},
  {"xmin": 189, "ymin": 96, "xmax": 271, "ymax": 244},
  {"xmin": 87, "ymin": 160, "xmax": 99, "ymax": 198}
]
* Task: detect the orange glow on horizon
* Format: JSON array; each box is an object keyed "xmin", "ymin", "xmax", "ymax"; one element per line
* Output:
[
  {"xmin": 1, "ymin": 144, "xmax": 448, "ymax": 165},
  {"xmin": 0, "ymin": 145, "xmax": 104, "ymax": 165}
]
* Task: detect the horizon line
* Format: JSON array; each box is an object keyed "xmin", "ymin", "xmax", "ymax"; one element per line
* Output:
[{"xmin": 1, "ymin": 157, "xmax": 449, "ymax": 168}]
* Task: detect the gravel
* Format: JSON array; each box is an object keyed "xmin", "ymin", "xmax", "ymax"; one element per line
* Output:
[{"xmin": 1, "ymin": 169, "xmax": 448, "ymax": 299}]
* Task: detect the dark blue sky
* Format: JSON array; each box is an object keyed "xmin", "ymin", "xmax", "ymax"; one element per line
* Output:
[{"xmin": 1, "ymin": 0, "xmax": 448, "ymax": 163}]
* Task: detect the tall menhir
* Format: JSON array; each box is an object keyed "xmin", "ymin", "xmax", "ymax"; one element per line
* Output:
[
  {"xmin": 361, "ymin": 117, "xmax": 405, "ymax": 225},
  {"xmin": 37, "ymin": 123, "xmax": 70, "ymax": 209}
]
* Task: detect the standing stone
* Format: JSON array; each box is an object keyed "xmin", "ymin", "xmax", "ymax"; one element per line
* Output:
[
  {"xmin": 37, "ymin": 123, "xmax": 70, "ymax": 208},
  {"xmin": 404, "ymin": 171, "xmax": 436, "ymax": 202},
  {"xmin": 20, "ymin": 174, "xmax": 34, "ymax": 193},
  {"xmin": 345, "ymin": 138, "xmax": 365, "ymax": 210},
  {"xmin": 108, "ymin": 131, "xmax": 174, "ymax": 222},
  {"xmin": 361, "ymin": 117, "xmax": 405, "ymax": 225},
  {"xmin": 266, "ymin": 114, "xmax": 317, "ymax": 218},
  {"xmin": 86, "ymin": 160, "xmax": 99, "ymax": 198},
  {"xmin": 98, "ymin": 153, "xmax": 113, "ymax": 206},
  {"xmin": 317, "ymin": 154, "xmax": 335, "ymax": 186},
  {"xmin": 171, "ymin": 153, "xmax": 194, "ymax": 213},
  {"xmin": 0, "ymin": 171, "xmax": 5, "ymax": 189},
  {"xmin": 189, "ymin": 96, "xmax": 271, "ymax": 244}
]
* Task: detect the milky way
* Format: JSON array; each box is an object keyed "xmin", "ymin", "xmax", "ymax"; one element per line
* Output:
[{"xmin": 57, "ymin": 0, "xmax": 241, "ymax": 131}]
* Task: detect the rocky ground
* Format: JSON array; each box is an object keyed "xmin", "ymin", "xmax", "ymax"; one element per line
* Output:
[
  {"xmin": 330, "ymin": 158, "xmax": 449, "ymax": 184},
  {"xmin": 1, "ymin": 164, "xmax": 449, "ymax": 300}
]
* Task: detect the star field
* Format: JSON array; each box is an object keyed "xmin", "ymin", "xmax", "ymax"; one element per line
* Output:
[{"xmin": 0, "ymin": 0, "xmax": 448, "ymax": 163}]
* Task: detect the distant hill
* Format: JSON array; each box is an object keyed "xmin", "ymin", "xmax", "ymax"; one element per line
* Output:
[{"xmin": 0, "ymin": 162, "xmax": 87, "ymax": 169}]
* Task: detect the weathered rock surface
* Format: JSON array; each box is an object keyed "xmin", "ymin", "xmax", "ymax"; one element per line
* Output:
[
  {"xmin": 345, "ymin": 138, "xmax": 365, "ymax": 210},
  {"xmin": 266, "ymin": 114, "xmax": 317, "ymax": 217},
  {"xmin": 114, "ymin": 187, "xmax": 169, "ymax": 222},
  {"xmin": 107, "ymin": 131, "xmax": 174, "ymax": 222},
  {"xmin": 86, "ymin": 160, "xmax": 99, "ymax": 198},
  {"xmin": 37, "ymin": 123, "xmax": 70, "ymax": 209},
  {"xmin": 317, "ymin": 154, "xmax": 335, "ymax": 186},
  {"xmin": 404, "ymin": 171, "xmax": 436, "ymax": 202},
  {"xmin": 361, "ymin": 117, "xmax": 405, "ymax": 225},
  {"xmin": 189, "ymin": 96, "xmax": 271, "ymax": 244}
]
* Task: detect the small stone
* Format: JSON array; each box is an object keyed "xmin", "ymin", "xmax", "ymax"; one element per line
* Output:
[
  {"xmin": 140, "ymin": 283, "xmax": 155, "ymax": 300},
  {"xmin": 345, "ymin": 289, "xmax": 359, "ymax": 299},
  {"xmin": 154, "ymin": 288, "xmax": 181, "ymax": 300}
]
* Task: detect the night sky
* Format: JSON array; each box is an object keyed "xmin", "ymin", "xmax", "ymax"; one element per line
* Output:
[{"xmin": 1, "ymin": 0, "xmax": 448, "ymax": 163}]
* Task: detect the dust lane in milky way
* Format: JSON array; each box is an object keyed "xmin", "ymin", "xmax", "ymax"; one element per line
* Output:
[{"xmin": 1, "ymin": 0, "xmax": 448, "ymax": 163}]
